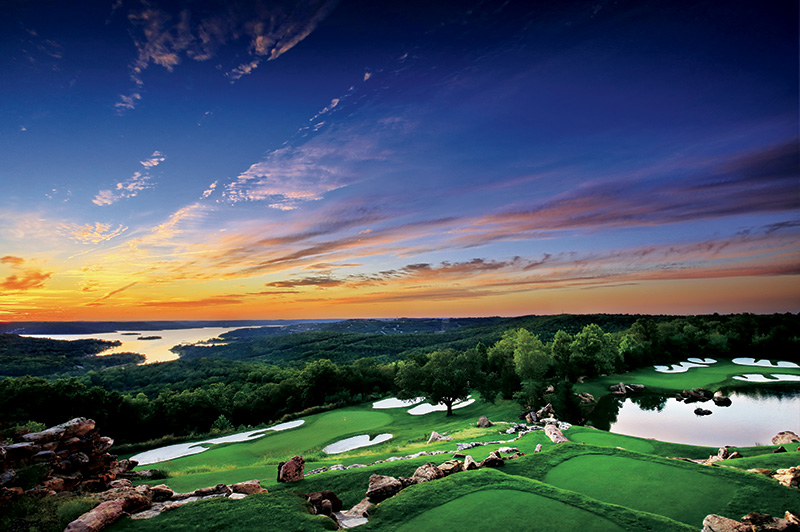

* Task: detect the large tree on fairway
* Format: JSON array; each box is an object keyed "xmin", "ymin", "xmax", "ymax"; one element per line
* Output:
[{"xmin": 395, "ymin": 348, "xmax": 477, "ymax": 416}]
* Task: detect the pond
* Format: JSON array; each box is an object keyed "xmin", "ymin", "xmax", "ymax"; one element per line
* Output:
[
  {"xmin": 23, "ymin": 326, "xmax": 266, "ymax": 363},
  {"xmin": 587, "ymin": 387, "xmax": 800, "ymax": 447}
]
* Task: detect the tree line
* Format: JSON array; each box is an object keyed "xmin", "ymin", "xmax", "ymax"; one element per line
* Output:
[{"xmin": 0, "ymin": 314, "xmax": 796, "ymax": 445}]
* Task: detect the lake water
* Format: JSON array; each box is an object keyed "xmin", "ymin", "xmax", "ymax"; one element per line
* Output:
[
  {"xmin": 589, "ymin": 388, "xmax": 800, "ymax": 447},
  {"xmin": 23, "ymin": 326, "xmax": 264, "ymax": 363}
]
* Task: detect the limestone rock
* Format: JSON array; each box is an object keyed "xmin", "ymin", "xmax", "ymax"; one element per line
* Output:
[
  {"xmin": 150, "ymin": 484, "xmax": 175, "ymax": 502},
  {"xmin": 534, "ymin": 443, "xmax": 542, "ymax": 453},
  {"xmin": 773, "ymin": 446, "xmax": 788, "ymax": 454},
  {"xmin": 65, "ymin": 499, "xmax": 126, "ymax": 532},
  {"xmin": 463, "ymin": 455, "xmax": 478, "ymax": 470},
  {"xmin": 342, "ymin": 497, "xmax": 373, "ymax": 518},
  {"xmin": 712, "ymin": 392, "xmax": 732, "ymax": 407},
  {"xmin": 544, "ymin": 424, "xmax": 569, "ymax": 443},
  {"xmin": 576, "ymin": 392, "xmax": 595, "ymax": 404},
  {"xmin": 479, "ymin": 451, "xmax": 504, "ymax": 468},
  {"xmin": 785, "ymin": 511, "xmax": 800, "ymax": 526},
  {"xmin": 427, "ymin": 431, "xmax": 452, "ymax": 444},
  {"xmin": 107, "ymin": 479, "xmax": 132, "ymax": 489},
  {"xmin": 477, "ymin": 416, "xmax": 494, "ymax": 428},
  {"xmin": 773, "ymin": 466, "xmax": 800, "ymax": 488},
  {"xmin": 231, "ymin": 480, "xmax": 266, "ymax": 495},
  {"xmin": 747, "ymin": 468, "xmax": 773, "ymax": 476},
  {"xmin": 773, "ymin": 432, "xmax": 800, "ymax": 446},
  {"xmin": 277, "ymin": 456, "xmax": 305, "ymax": 482},
  {"xmin": 366, "ymin": 474, "xmax": 403, "ymax": 502},
  {"xmin": 398, "ymin": 476, "xmax": 417, "ymax": 488},
  {"xmin": 437, "ymin": 459, "xmax": 463, "ymax": 476},
  {"xmin": 193, "ymin": 483, "xmax": 232, "ymax": 498},
  {"xmin": 412, "ymin": 462, "xmax": 444, "ymax": 483}
]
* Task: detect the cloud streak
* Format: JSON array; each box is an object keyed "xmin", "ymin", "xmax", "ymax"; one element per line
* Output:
[
  {"xmin": 0, "ymin": 256, "xmax": 53, "ymax": 292},
  {"xmin": 93, "ymin": 151, "xmax": 165, "ymax": 206}
]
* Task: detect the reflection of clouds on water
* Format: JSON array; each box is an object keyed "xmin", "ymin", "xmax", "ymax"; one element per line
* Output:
[
  {"xmin": 408, "ymin": 396, "xmax": 475, "ymax": 415},
  {"xmin": 654, "ymin": 360, "xmax": 712, "ymax": 373},
  {"xmin": 372, "ymin": 397, "xmax": 424, "ymax": 409},
  {"xmin": 733, "ymin": 374, "xmax": 800, "ymax": 383},
  {"xmin": 323, "ymin": 433, "xmax": 393, "ymax": 454},
  {"xmin": 130, "ymin": 419, "xmax": 305, "ymax": 465},
  {"xmin": 732, "ymin": 358, "xmax": 799, "ymax": 369}
]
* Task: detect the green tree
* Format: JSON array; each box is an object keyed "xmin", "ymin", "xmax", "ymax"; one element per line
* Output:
[
  {"xmin": 550, "ymin": 330, "xmax": 574, "ymax": 379},
  {"xmin": 395, "ymin": 349, "xmax": 477, "ymax": 416},
  {"xmin": 569, "ymin": 324, "xmax": 619, "ymax": 378}
]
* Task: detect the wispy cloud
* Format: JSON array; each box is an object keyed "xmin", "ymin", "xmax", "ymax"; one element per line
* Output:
[
  {"xmin": 93, "ymin": 151, "xmax": 165, "ymax": 206},
  {"xmin": 59, "ymin": 222, "xmax": 128, "ymax": 244},
  {"xmin": 0, "ymin": 256, "xmax": 53, "ymax": 292},
  {"xmin": 117, "ymin": 0, "xmax": 339, "ymax": 109}
]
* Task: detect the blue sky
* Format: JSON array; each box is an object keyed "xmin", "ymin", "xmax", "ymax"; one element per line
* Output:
[{"xmin": 1, "ymin": 0, "xmax": 798, "ymax": 320}]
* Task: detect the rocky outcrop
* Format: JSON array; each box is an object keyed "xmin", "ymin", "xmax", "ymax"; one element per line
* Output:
[
  {"xmin": 463, "ymin": 455, "xmax": 478, "ymax": 470},
  {"xmin": 576, "ymin": 392, "xmax": 595, "ymax": 404},
  {"xmin": 232, "ymin": 480, "xmax": 266, "ymax": 495},
  {"xmin": 712, "ymin": 392, "xmax": 732, "ymax": 407},
  {"xmin": 412, "ymin": 462, "xmax": 444, "ymax": 483},
  {"xmin": 365, "ymin": 474, "xmax": 403, "ymax": 502},
  {"xmin": 437, "ymin": 460, "xmax": 463, "ymax": 476},
  {"xmin": 773, "ymin": 466, "xmax": 800, "ymax": 488},
  {"xmin": 277, "ymin": 456, "xmax": 304, "ymax": 482},
  {"xmin": 608, "ymin": 383, "xmax": 645, "ymax": 396},
  {"xmin": 773, "ymin": 432, "xmax": 800, "ymax": 446},
  {"xmin": 702, "ymin": 512, "xmax": 800, "ymax": 531},
  {"xmin": 676, "ymin": 388, "xmax": 713, "ymax": 403},
  {"xmin": 476, "ymin": 416, "xmax": 494, "ymax": 428},
  {"xmin": 0, "ymin": 418, "xmax": 139, "ymax": 502},
  {"xmin": 65, "ymin": 499, "xmax": 127, "ymax": 532},
  {"xmin": 479, "ymin": 451, "xmax": 504, "ymax": 468}
]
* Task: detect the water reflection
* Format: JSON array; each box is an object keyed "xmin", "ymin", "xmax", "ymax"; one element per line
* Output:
[{"xmin": 587, "ymin": 387, "xmax": 800, "ymax": 447}]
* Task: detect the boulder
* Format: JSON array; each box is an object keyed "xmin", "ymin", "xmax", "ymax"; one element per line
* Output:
[
  {"xmin": 702, "ymin": 514, "xmax": 745, "ymax": 532},
  {"xmin": 366, "ymin": 474, "xmax": 403, "ymax": 502},
  {"xmin": 64, "ymin": 499, "xmax": 126, "ymax": 532},
  {"xmin": 712, "ymin": 392, "xmax": 732, "ymax": 407},
  {"xmin": 694, "ymin": 408, "xmax": 713, "ymax": 416},
  {"xmin": 412, "ymin": 462, "xmax": 444, "ymax": 483},
  {"xmin": 342, "ymin": 497, "xmax": 374, "ymax": 518},
  {"xmin": 747, "ymin": 468, "xmax": 773, "ymax": 476},
  {"xmin": 773, "ymin": 432, "xmax": 800, "ymax": 446},
  {"xmin": 476, "ymin": 416, "xmax": 494, "ymax": 428},
  {"xmin": 576, "ymin": 392, "xmax": 595, "ymax": 404},
  {"xmin": 150, "ymin": 484, "xmax": 175, "ymax": 502},
  {"xmin": 277, "ymin": 456, "xmax": 305, "ymax": 482},
  {"xmin": 773, "ymin": 466, "xmax": 800, "ymax": 488},
  {"xmin": 437, "ymin": 459, "xmax": 463, "ymax": 476},
  {"xmin": 479, "ymin": 451, "xmax": 504, "ymax": 468},
  {"xmin": 534, "ymin": 443, "xmax": 542, "ymax": 453},
  {"xmin": 773, "ymin": 446, "xmax": 788, "ymax": 454},
  {"xmin": 786, "ymin": 511, "xmax": 800, "ymax": 526},
  {"xmin": 427, "ymin": 431, "xmax": 452, "ymax": 444},
  {"xmin": 231, "ymin": 480, "xmax": 266, "ymax": 495},
  {"xmin": 307, "ymin": 490, "xmax": 343, "ymax": 512},
  {"xmin": 192, "ymin": 483, "xmax": 232, "ymax": 498},
  {"xmin": 544, "ymin": 424, "xmax": 569, "ymax": 444},
  {"xmin": 107, "ymin": 479, "xmax": 132, "ymax": 489},
  {"xmin": 94, "ymin": 485, "xmax": 153, "ymax": 512},
  {"xmin": 398, "ymin": 476, "xmax": 417, "ymax": 488},
  {"xmin": 463, "ymin": 455, "xmax": 478, "ymax": 470}
]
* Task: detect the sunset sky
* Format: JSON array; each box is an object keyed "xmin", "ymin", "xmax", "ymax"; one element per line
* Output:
[{"xmin": 1, "ymin": 0, "xmax": 798, "ymax": 321}]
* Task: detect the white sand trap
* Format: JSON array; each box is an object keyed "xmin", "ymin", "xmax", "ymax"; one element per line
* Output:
[
  {"xmin": 653, "ymin": 361, "xmax": 709, "ymax": 373},
  {"xmin": 372, "ymin": 397, "xmax": 424, "ymax": 409},
  {"xmin": 130, "ymin": 419, "xmax": 305, "ymax": 465},
  {"xmin": 323, "ymin": 433, "xmax": 393, "ymax": 454},
  {"xmin": 732, "ymin": 373, "xmax": 800, "ymax": 383},
  {"xmin": 732, "ymin": 358, "xmax": 800, "ymax": 369},
  {"xmin": 408, "ymin": 396, "xmax": 475, "ymax": 415},
  {"xmin": 687, "ymin": 357, "xmax": 717, "ymax": 365}
]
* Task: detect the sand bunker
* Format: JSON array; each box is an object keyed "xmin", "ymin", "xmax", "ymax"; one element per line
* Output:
[
  {"xmin": 323, "ymin": 433, "xmax": 393, "ymax": 454},
  {"xmin": 408, "ymin": 396, "xmax": 475, "ymax": 415},
  {"xmin": 732, "ymin": 373, "xmax": 800, "ymax": 383},
  {"xmin": 372, "ymin": 397, "xmax": 424, "ymax": 409},
  {"xmin": 654, "ymin": 361, "xmax": 710, "ymax": 373},
  {"xmin": 130, "ymin": 420, "xmax": 305, "ymax": 465},
  {"xmin": 732, "ymin": 358, "xmax": 799, "ymax": 369},
  {"xmin": 687, "ymin": 358, "xmax": 717, "ymax": 365}
]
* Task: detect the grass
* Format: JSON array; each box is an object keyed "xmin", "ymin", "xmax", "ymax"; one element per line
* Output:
[{"xmin": 108, "ymin": 387, "xmax": 798, "ymax": 532}]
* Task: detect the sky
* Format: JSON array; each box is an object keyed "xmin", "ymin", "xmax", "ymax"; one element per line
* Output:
[{"xmin": 0, "ymin": 0, "xmax": 798, "ymax": 322}]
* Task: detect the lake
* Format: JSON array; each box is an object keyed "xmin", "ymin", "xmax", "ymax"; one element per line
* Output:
[
  {"xmin": 588, "ymin": 387, "xmax": 800, "ymax": 447},
  {"xmin": 22, "ymin": 326, "xmax": 265, "ymax": 364}
]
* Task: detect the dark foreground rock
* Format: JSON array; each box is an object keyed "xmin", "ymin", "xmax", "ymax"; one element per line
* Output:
[{"xmin": 277, "ymin": 456, "xmax": 305, "ymax": 482}]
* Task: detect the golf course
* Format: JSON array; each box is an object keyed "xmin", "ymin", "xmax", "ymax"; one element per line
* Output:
[{"xmin": 103, "ymin": 357, "xmax": 799, "ymax": 532}]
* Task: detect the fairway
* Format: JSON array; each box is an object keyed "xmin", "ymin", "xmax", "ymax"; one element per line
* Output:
[
  {"xmin": 543, "ymin": 454, "xmax": 738, "ymax": 525},
  {"xmin": 567, "ymin": 430, "xmax": 655, "ymax": 454},
  {"xmin": 394, "ymin": 489, "xmax": 625, "ymax": 532}
]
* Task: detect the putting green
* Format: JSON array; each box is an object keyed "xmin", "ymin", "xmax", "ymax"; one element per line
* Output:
[
  {"xmin": 394, "ymin": 489, "xmax": 625, "ymax": 532},
  {"xmin": 544, "ymin": 454, "xmax": 738, "ymax": 526},
  {"xmin": 568, "ymin": 430, "xmax": 655, "ymax": 454}
]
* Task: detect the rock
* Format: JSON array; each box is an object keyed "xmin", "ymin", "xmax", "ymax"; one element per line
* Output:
[
  {"xmin": 679, "ymin": 388, "xmax": 713, "ymax": 403},
  {"xmin": 193, "ymin": 483, "xmax": 232, "ymax": 498},
  {"xmin": 786, "ymin": 511, "xmax": 800, "ymax": 526},
  {"xmin": 437, "ymin": 459, "xmax": 463, "ymax": 476},
  {"xmin": 747, "ymin": 468, "xmax": 773, "ymax": 476},
  {"xmin": 366, "ymin": 474, "xmax": 403, "ymax": 502},
  {"xmin": 94, "ymin": 485, "xmax": 153, "ymax": 512},
  {"xmin": 277, "ymin": 456, "xmax": 305, "ymax": 482},
  {"xmin": 65, "ymin": 499, "xmax": 126, "ymax": 532},
  {"xmin": 107, "ymin": 479, "xmax": 132, "ymax": 489},
  {"xmin": 576, "ymin": 392, "xmax": 595, "ymax": 404},
  {"xmin": 727, "ymin": 451, "xmax": 742, "ymax": 460},
  {"xmin": 342, "ymin": 497, "xmax": 374, "ymax": 518},
  {"xmin": 476, "ymin": 416, "xmax": 494, "ymax": 428},
  {"xmin": 712, "ymin": 393, "xmax": 732, "ymax": 407},
  {"xmin": 412, "ymin": 462, "xmax": 444, "ymax": 483},
  {"xmin": 702, "ymin": 514, "xmax": 746, "ymax": 532},
  {"xmin": 463, "ymin": 455, "xmax": 478, "ymax": 470},
  {"xmin": 534, "ymin": 443, "xmax": 542, "ymax": 453},
  {"xmin": 773, "ymin": 431, "xmax": 800, "ymax": 446},
  {"xmin": 498, "ymin": 447, "xmax": 518, "ymax": 453},
  {"xmin": 694, "ymin": 408, "xmax": 713, "ymax": 416},
  {"xmin": 307, "ymin": 490, "xmax": 343, "ymax": 513},
  {"xmin": 773, "ymin": 466, "xmax": 800, "ymax": 488},
  {"xmin": 0, "ymin": 469, "xmax": 16, "ymax": 488},
  {"xmin": 231, "ymin": 480, "xmax": 266, "ymax": 495},
  {"xmin": 773, "ymin": 446, "xmax": 788, "ymax": 454},
  {"xmin": 524, "ymin": 412, "xmax": 535, "ymax": 424},
  {"xmin": 479, "ymin": 451, "xmax": 504, "ymax": 468},
  {"xmin": 718, "ymin": 447, "xmax": 732, "ymax": 460},
  {"xmin": 427, "ymin": 431, "xmax": 452, "ymax": 444},
  {"xmin": 544, "ymin": 424, "xmax": 569, "ymax": 444},
  {"xmin": 32, "ymin": 450, "xmax": 57, "ymax": 462},
  {"xmin": 150, "ymin": 484, "xmax": 174, "ymax": 502},
  {"xmin": 41, "ymin": 477, "xmax": 65, "ymax": 491}
]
